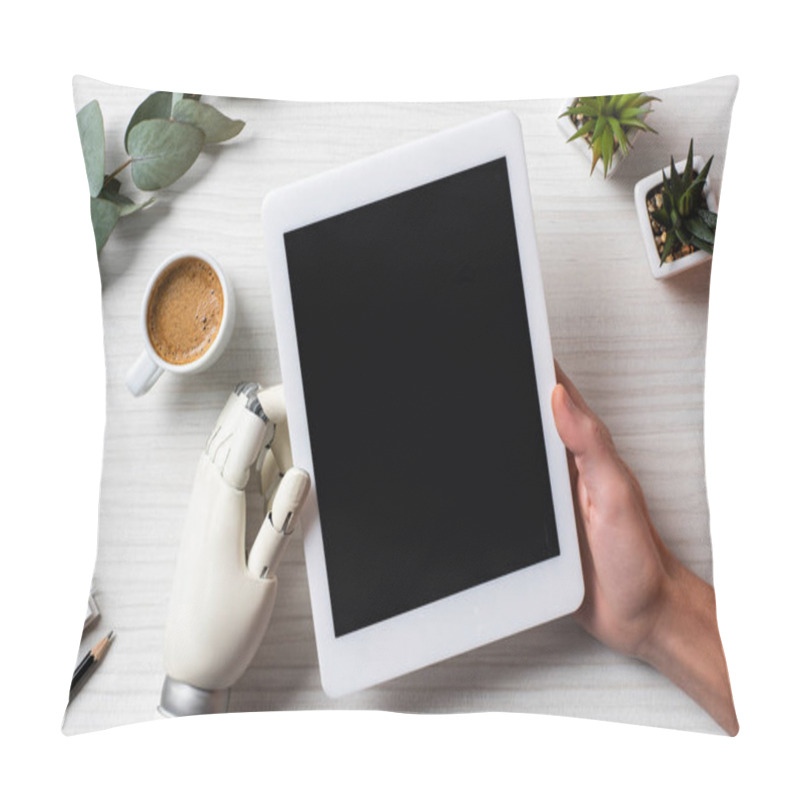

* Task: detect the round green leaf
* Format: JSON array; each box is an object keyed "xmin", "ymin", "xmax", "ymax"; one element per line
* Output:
[
  {"xmin": 124, "ymin": 91, "xmax": 174, "ymax": 152},
  {"xmin": 77, "ymin": 100, "xmax": 105, "ymax": 198},
  {"xmin": 172, "ymin": 98, "xmax": 245, "ymax": 143},
  {"xmin": 127, "ymin": 119, "xmax": 206, "ymax": 191},
  {"xmin": 90, "ymin": 196, "xmax": 120, "ymax": 252}
]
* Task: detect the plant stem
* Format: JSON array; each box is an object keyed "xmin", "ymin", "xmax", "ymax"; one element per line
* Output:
[{"xmin": 104, "ymin": 158, "xmax": 132, "ymax": 185}]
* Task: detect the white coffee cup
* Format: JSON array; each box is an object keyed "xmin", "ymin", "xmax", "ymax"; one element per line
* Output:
[{"xmin": 126, "ymin": 251, "xmax": 236, "ymax": 396}]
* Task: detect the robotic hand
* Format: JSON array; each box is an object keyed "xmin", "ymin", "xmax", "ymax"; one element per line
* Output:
[{"xmin": 158, "ymin": 382, "xmax": 310, "ymax": 717}]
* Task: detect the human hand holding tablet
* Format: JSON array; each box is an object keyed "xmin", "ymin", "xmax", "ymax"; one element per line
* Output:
[
  {"xmin": 551, "ymin": 364, "xmax": 739, "ymax": 735},
  {"xmin": 262, "ymin": 111, "xmax": 584, "ymax": 696}
]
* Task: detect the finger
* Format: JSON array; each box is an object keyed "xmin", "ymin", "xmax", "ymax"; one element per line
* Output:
[
  {"xmin": 256, "ymin": 384, "xmax": 287, "ymax": 424},
  {"xmin": 256, "ymin": 384, "xmax": 295, "ymax": 500},
  {"xmin": 260, "ymin": 449, "xmax": 281, "ymax": 509},
  {"xmin": 554, "ymin": 360, "xmax": 594, "ymax": 418},
  {"xmin": 207, "ymin": 389, "xmax": 275, "ymax": 490},
  {"xmin": 551, "ymin": 383, "xmax": 615, "ymax": 494},
  {"xmin": 270, "ymin": 467, "xmax": 312, "ymax": 534},
  {"xmin": 248, "ymin": 468, "xmax": 311, "ymax": 578}
]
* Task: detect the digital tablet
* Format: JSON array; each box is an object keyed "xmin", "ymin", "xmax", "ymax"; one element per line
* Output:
[{"xmin": 261, "ymin": 111, "xmax": 584, "ymax": 698}]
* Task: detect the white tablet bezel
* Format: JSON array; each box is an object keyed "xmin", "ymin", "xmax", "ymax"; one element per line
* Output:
[{"xmin": 261, "ymin": 111, "xmax": 584, "ymax": 698}]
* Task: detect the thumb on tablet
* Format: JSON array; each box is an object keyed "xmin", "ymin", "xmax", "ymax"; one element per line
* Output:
[{"xmin": 551, "ymin": 381, "xmax": 615, "ymax": 495}]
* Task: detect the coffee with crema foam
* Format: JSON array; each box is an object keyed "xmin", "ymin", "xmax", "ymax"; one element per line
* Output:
[{"xmin": 147, "ymin": 257, "xmax": 224, "ymax": 365}]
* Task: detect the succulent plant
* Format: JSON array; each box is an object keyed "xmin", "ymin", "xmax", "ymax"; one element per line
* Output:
[
  {"xmin": 648, "ymin": 139, "xmax": 716, "ymax": 264},
  {"xmin": 561, "ymin": 93, "xmax": 659, "ymax": 177}
]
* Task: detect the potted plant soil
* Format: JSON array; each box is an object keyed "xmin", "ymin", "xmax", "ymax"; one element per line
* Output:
[
  {"xmin": 557, "ymin": 93, "xmax": 658, "ymax": 178},
  {"xmin": 634, "ymin": 139, "xmax": 718, "ymax": 279}
]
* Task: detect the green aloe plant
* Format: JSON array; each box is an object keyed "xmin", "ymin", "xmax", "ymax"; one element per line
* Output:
[
  {"xmin": 561, "ymin": 93, "xmax": 658, "ymax": 177},
  {"xmin": 649, "ymin": 139, "xmax": 716, "ymax": 265},
  {"xmin": 77, "ymin": 91, "xmax": 245, "ymax": 253}
]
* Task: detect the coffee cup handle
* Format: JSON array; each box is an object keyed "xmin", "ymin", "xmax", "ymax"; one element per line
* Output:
[{"xmin": 126, "ymin": 350, "xmax": 164, "ymax": 396}]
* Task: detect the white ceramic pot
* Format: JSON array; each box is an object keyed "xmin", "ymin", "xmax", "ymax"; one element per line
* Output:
[
  {"xmin": 634, "ymin": 156, "xmax": 718, "ymax": 280},
  {"xmin": 557, "ymin": 99, "xmax": 650, "ymax": 178}
]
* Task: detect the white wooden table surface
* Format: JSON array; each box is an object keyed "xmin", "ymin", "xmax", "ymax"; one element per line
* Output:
[{"xmin": 63, "ymin": 75, "xmax": 737, "ymax": 735}]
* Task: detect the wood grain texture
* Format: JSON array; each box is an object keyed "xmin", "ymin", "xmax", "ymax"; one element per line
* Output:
[{"xmin": 63, "ymin": 75, "xmax": 738, "ymax": 735}]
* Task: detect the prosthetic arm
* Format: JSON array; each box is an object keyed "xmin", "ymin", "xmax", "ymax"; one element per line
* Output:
[{"xmin": 158, "ymin": 382, "xmax": 310, "ymax": 717}]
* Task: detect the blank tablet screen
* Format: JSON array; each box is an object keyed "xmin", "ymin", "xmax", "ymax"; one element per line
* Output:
[{"xmin": 284, "ymin": 157, "xmax": 559, "ymax": 637}]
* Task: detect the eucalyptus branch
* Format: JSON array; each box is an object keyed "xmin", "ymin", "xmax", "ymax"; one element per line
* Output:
[
  {"xmin": 77, "ymin": 91, "xmax": 245, "ymax": 254},
  {"xmin": 104, "ymin": 159, "xmax": 132, "ymax": 186}
]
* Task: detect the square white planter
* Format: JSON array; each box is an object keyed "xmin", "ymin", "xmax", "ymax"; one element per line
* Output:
[
  {"xmin": 634, "ymin": 156, "xmax": 718, "ymax": 280},
  {"xmin": 557, "ymin": 99, "xmax": 649, "ymax": 178}
]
